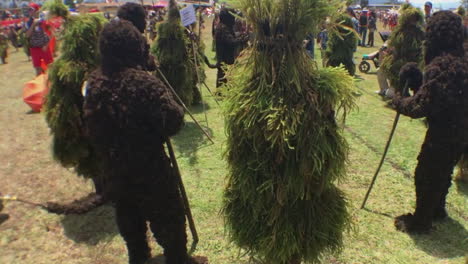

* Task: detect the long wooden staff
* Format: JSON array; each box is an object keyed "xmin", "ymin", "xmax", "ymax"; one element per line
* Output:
[
  {"xmin": 0, "ymin": 195, "xmax": 46, "ymax": 208},
  {"xmin": 156, "ymin": 68, "xmax": 214, "ymax": 144},
  {"xmin": 361, "ymin": 82, "xmax": 409, "ymax": 209},
  {"xmin": 165, "ymin": 138, "xmax": 199, "ymax": 252},
  {"xmin": 190, "ymin": 37, "xmax": 209, "ymax": 128}
]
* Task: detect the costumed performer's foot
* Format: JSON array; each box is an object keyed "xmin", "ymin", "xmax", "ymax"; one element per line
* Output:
[
  {"xmin": 395, "ymin": 213, "xmax": 431, "ymax": 233},
  {"xmin": 433, "ymin": 208, "xmax": 448, "ymax": 221},
  {"xmin": 0, "ymin": 214, "xmax": 9, "ymax": 225},
  {"xmin": 188, "ymin": 256, "xmax": 209, "ymax": 264}
]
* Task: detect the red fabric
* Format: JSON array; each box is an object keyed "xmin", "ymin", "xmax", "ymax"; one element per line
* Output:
[
  {"xmin": 49, "ymin": 37, "xmax": 56, "ymax": 55},
  {"xmin": 30, "ymin": 47, "xmax": 53, "ymax": 68},
  {"xmin": 47, "ymin": 17, "xmax": 64, "ymax": 29},
  {"xmin": 154, "ymin": 1, "xmax": 168, "ymax": 7},
  {"xmin": 29, "ymin": 2, "xmax": 41, "ymax": 11},
  {"xmin": 44, "ymin": 17, "xmax": 63, "ymax": 55},
  {"xmin": 0, "ymin": 18, "xmax": 24, "ymax": 26},
  {"xmin": 23, "ymin": 74, "xmax": 49, "ymax": 112}
]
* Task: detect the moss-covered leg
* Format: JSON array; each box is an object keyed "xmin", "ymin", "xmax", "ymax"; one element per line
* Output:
[
  {"xmin": 395, "ymin": 138, "xmax": 463, "ymax": 232},
  {"xmin": 147, "ymin": 177, "xmax": 189, "ymax": 264},
  {"xmin": 115, "ymin": 201, "xmax": 151, "ymax": 264}
]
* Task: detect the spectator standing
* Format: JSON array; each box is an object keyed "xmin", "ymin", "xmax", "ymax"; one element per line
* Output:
[
  {"xmin": 7, "ymin": 26, "xmax": 18, "ymax": 51},
  {"xmin": 383, "ymin": 12, "xmax": 388, "ymax": 29},
  {"xmin": 317, "ymin": 27, "xmax": 328, "ymax": 67},
  {"xmin": 0, "ymin": 27, "xmax": 8, "ymax": 64},
  {"xmin": 347, "ymin": 7, "xmax": 359, "ymax": 33},
  {"xmin": 424, "ymin": 1, "xmax": 432, "ymax": 21},
  {"xmin": 26, "ymin": 19, "xmax": 53, "ymax": 75},
  {"xmin": 359, "ymin": 10, "xmax": 368, "ymax": 47},
  {"xmin": 305, "ymin": 33, "xmax": 314, "ymax": 59},
  {"xmin": 368, "ymin": 12, "xmax": 377, "ymax": 47}
]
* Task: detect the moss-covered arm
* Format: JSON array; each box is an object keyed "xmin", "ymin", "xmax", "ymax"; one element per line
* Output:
[
  {"xmin": 146, "ymin": 75, "xmax": 185, "ymax": 138},
  {"xmin": 392, "ymin": 87, "xmax": 429, "ymax": 119}
]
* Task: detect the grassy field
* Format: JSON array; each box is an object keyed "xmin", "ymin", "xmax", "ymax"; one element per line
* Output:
[{"xmin": 0, "ymin": 16, "xmax": 467, "ymax": 264}]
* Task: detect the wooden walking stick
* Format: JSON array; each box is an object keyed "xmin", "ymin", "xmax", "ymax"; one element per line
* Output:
[
  {"xmin": 156, "ymin": 68, "xmax": 214, "ymax": 144},
  {"xmin": 201, "ymin": 80, "xmax": 221, "ymax": 107},
  {"xmin": 165, "ymin": 139, "xmax": 199, "ymax": 252},
  {"xmin": 0, "ymin": 195, "xmax": 46, "ymax": 209},
  {"xmin": 189, "ymin": 37, "xmax": 209, "ymax": 128},
  {"xmin": 361, "ymin": 82, "xmax": 409, "ymax": 209}
]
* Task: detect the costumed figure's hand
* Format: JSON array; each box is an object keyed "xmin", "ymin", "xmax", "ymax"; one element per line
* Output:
[
  {"xmin": 238, "ymin": 32, "xmax": 250, "ymax": 44},
  {"xmin": 391, "ymin": 94, "xmax": 403, "ymax": 109},
  {"xmin": 187, "ymin": 31, "xmax": 198, "ymax": 42},
  {"xmin": 399, "ymin": 62, "xmax": 423, "ymax": 96}
]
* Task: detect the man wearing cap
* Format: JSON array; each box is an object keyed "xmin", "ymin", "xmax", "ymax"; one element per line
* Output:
[{"xmin": 424, "ymin": 2, "xmax": 432, "ymax": 20}]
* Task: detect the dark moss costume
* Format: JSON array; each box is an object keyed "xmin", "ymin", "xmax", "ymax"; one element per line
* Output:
[
  {"xmin": 214, "ymin": 8, "xmax": 245, "ymax": 88},
  {"xmin": 84, "ymin": 20, "xmax": 198, "ymax": 264},
  {"xmin": 325, "ymin": 14, "xmax": 358, "ymax": 76},
  {"xmin": 393, "ymin": 11, "xmax": 468, "ymax": 233},
  {"xmin": 117, "ymin": 3, "xmax": 157, "ymax": 72}
]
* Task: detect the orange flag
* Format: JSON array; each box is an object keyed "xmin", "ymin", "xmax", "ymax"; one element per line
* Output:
[{"xmin": 23, "ymin": 74, "xmax": 49, "ymax": 112}]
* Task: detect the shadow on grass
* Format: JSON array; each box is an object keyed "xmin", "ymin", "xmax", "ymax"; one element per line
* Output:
[
  {"xmin": 0, "ymin": 214, "xmax": 9, "ymax": 226},
  {"xmin": 362, "ymin": 208, "xmax": 393, "ymax": 218},
  {"xmin": 409, "ymin": 218, "xmax": 468, "ymax": 258},
  {"xmin": 148, "ymin": 254, "xmax": 208, "ymax": 264},
  {"xmin": 172, "ymin": 121, "xmax": 214, "ymax": 169},
  {"xmin": 25, "ymin": 110, "xmax": 40, "ymax": 115},
  {"xmin": 61, "ymin": 204, "xmax": 118, "ymax": 245},
  {"xmin": 455, "ymin": 180, "xmax": 468, "ymax": 196},
  {"xmin": 148, "ymin": 255, "xmax": 165, "ymax": 264},
  {"xmin": 189, "ymin": 101, "xmax": 212, "ymax": 114},
  {"xmin": 0, "ymin": 198, "xmax": 10, "ymax": 226}
]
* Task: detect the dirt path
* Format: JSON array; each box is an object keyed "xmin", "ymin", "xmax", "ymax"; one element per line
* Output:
[{"xmin": 0, "ymin": 49, "xmax": 123, "ymax": 264}]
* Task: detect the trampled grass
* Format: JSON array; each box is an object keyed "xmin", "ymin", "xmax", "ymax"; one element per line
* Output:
[{"xmin": 0, "ymin": 16, "xmax": 466, "ymax": 264}]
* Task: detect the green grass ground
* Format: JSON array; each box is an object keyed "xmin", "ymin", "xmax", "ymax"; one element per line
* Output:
[{"xmin": 0, "ymin": 17, "xmax": 467, "ymax": 264}]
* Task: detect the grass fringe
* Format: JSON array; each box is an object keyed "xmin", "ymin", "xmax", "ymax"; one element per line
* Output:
[{"xmin": 223, "ymin": 0, "xmax": 356, "ymax": 263}]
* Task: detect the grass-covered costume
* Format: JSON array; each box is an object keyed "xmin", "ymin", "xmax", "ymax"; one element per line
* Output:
[
  {"xmin": 393, "ymin": 11, "xmax": 468, "ymax": 233},
  {"xmin": 380, "ymin": 3, "xmax": 424, "ymax": 94},
  {"xmin": 186, "ymin": 31, "xmax": 205, "ymax": 105},
  {"xmin": 44, "ymin": 9, "xmax": 108, "ymax": 213},
  {"xmin": 325, "ymin": 14, "xmax": 358, "ymax": 76},
  {"xmin": 455, "ymin": 7, "xmax": 468, "ymax": 183},
  {"xmin": 151, "ymin": 0, "xmax": 195, "ymax": 106},
  {"xmin": 83, "ymin": 20, "xmax": 205, "ymax": 264},
  {"xmin": 223, "ymin": 1, "xmax": 356, "ymax": 263},
  {"xmin": 0, "ymin": 31, "xmax": 8, "ymax": 64}
]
